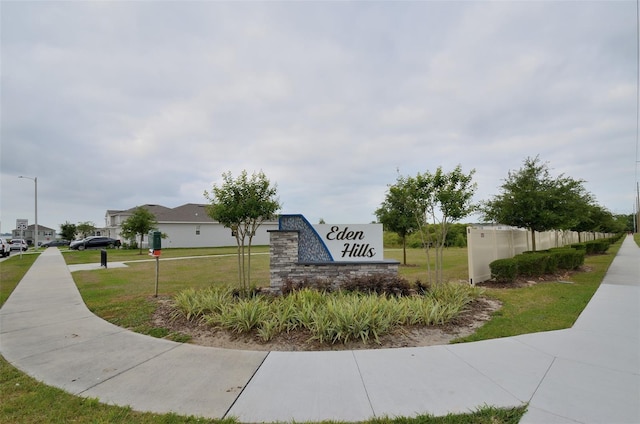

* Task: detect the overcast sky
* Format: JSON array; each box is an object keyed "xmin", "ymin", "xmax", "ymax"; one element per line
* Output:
[{"xmin": 1, "ymin": 1, "xmax": 638, "ymax": 235}]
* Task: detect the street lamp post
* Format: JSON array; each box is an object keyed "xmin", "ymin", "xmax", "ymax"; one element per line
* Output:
[{"xmin": 18, "ymin": 176, "xmax": 38, "ymax": 249}]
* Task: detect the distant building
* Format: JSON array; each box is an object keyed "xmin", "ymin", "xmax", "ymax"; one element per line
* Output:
[
  {"xmin": 104, "ymin": 203, "xmax": 278, "ymax": 248},
  {"xmin": 11, "ymin": 224, "xmax": 57, "ymax": 246}
]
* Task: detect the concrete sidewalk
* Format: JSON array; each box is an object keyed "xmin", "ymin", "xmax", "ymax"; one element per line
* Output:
[{"xmin": 1, "ymin": 237, "xmax": 638, "ymax": 423}]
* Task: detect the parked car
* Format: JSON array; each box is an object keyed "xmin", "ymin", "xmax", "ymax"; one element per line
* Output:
[
  {"xmin": 0, "ymin": 238, "xmax": 9, "ymax": 257},
  {"xmin": 10, "ymin": 239, "xmax": 28, "ymax": 251},
  {"xmin": 69, "ymin": 236, "xmax": 121, "ymax": 250},
  {"xmin": 41, "ymin": 239, "xmax": 70, "ymax": 248}
]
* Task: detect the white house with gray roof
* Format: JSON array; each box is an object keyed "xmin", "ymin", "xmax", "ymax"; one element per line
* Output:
[{"xmin": 104, "ymin": 203, "xmax": 278, "ymax": 248}]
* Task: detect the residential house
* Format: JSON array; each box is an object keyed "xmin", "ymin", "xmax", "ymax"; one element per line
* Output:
[
  {"xmin": 11, "ymin": 224, "xmax": 57, "ymax": 246},
  {"xmin": 104, "ymin": 203, "xmax": 278, "ymax": 248}
]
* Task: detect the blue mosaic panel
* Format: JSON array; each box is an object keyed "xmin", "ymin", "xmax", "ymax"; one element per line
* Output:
[{"xmin": 279, "ymin": 215, "xmax": 333, "ymax": 262}]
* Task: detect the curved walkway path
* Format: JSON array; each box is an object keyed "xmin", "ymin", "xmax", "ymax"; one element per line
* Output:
[{"xmin": 1, "ymin": 237, "xmax": 639, "ymax": 423}]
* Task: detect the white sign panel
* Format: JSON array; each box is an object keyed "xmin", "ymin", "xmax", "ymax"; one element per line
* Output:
[
  {"xmin": 16, "ymin": 219, "xmax": 28, "ymax": 230},
  {"xmin": 313, "ymin": 224, "xmax": 384, "ymax": 262}
]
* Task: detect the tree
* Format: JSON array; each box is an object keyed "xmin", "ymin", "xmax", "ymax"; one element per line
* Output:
[
  {"xmin": 120, "ymin": 207, "xmax": 158, "ymax": 254},
  {"xmin": 204, "ymin": 170, "xmax": 281, "ymax": 290},
  {"xmin": 406, "ymin": 165, "xmax": 477, "ymax": 285},
  {"xmin": 571, "ymin": 203, "xmax": 623, "ymax": 240},
  {"xmin": 445, "ymin": 223, "xmax": 468, "ymax": 247},
  {"xmin": 617, "ymin": 214, "xmax": 636, "ymax": 233},
  {"xmin": 76, "ymin": 222, "xmax": 96, "ymax": 239},
  {"xmin": 59, "ymin": 221, "xmax": 77, "ymax": 241},
  {"xmin": 483, "ymin": 156, "xmax": 592, "ymax": 251},
  {"xmin": 375, "ymin": 174, "xmax": 419, "ymax": 265}
]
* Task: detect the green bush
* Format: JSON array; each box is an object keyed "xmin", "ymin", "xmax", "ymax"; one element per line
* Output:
[
  {"xmin": 550, "ymin": 248, "xmax": 585, "ymax": 270},
  {"xmin": 341, "ymin": 275, "xmax": 413, "ymax": 296},
  {"xmin": 544, "ymin": 253, "xmax": 559, "ymax": 274},
  {"xmin": 586, "ymin": 240, "xmax": 609, "ymax": 255},
  {"xmin": 515, "ymin": 253, "xmax": 549, "ymax": 277},
  {"xmin": 489, "ymin": 258, "xmax": 518, "ymax": 283}
]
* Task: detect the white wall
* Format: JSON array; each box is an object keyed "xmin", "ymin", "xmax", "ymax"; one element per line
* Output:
[
  {"xmin": 467, "ymin": 227, "xmax": 613, "ymax": 284},
  {"xmin": 153, "ymin": 222, "xmax": 278, "ymax": 249}
]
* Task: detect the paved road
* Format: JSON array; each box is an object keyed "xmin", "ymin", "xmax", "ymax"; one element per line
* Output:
[{"xmin": 1, "ymin": 237, "xmax": 639, "ymax": 423}]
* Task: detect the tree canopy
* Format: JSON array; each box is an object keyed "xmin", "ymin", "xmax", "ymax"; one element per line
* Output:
[
  {"xmin": 408, "ymin": 165, "xmax": 477, "ymax": 284},
  {"xmin": 377, "ymin": 165, "xmax": 477, "ymax": 284},
  {"xmin": 59, "ymin": 221, "xmax": 77, "ymax": 241},
  {"xmin": 204, "ymin": 170, "xmax": 281, "ymax": 290},
  {"xmin": 120, "ymin": 207, "xmax": 158, "ymax": 254},
  {"xmin": 483, "ymin": 156, "xmax": 593, "ymax": 250},
  {"xmin": 375, "ymin": 174, "xmax": 418, "ymax": 265},
  {"xmin": 76, "ymin": 222, "xmax": 96, "ymax": 239}
]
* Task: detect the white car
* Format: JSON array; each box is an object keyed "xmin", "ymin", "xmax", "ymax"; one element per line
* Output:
[
  {"xmin": 0, "ymin": 238, "xmax": 9, "ymax": 257},
  {"xmin": 10, "ymin": 239, "xmax": 28, "ymax": 251}
]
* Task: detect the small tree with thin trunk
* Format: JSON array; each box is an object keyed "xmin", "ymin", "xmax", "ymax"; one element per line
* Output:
[
  {"xmin": 375, "ymin": 174, "xmax": 418, "ymax": 265},
  {"xmin": 120, "ymin": 207, "xmax": 158, "ymax": 254},
  {"xmin": 406, "ymin": 165, "xmax": 477, "ymax": 285},
  {"xmin": 204, "ymin": 170, "xmax": 281, "ymax": 291}
]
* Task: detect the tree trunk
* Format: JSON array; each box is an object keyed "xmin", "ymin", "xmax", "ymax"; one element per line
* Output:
[
  {"xmin": 240, "ymin": 240, "xmax": 246, "ymax": 290},
  {"xmin": 247, "ymin": 235, "xmax": 253, "ymax": 288},
  {"xmin": 402, "ymin": 235, "xmax": 407, "ymax": 265},
  {"xmin": 236, "ymin": 235, "xmax": 242, "ymax": 289},
  {"xmin": 530, "ymin": 228, "xmax": 537, "ymax": 251}
]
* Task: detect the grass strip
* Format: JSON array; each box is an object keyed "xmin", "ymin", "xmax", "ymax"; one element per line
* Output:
[
  {"xmin": 0, "ymin": 253, "xmax": 40, "ymax": 307},
  {"xmin": 454, "ymin": 241, "xmax": 621, "ymax": 343}
]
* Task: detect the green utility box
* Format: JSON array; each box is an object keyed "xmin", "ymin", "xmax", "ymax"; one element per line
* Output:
[{"xmin": 148, "ymin": 231, "xmax": 162, "ymax": 250}]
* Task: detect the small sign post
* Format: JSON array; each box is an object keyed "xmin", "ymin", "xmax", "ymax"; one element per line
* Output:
[
  {"xmin": 16, "ymin": 219, "xmax": 27, "ymax": 258},
  {"xmin": 148, "ymin": 231, "xmax": 162, "ymax": 297}
]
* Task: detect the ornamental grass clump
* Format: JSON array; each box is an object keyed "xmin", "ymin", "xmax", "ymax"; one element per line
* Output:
[
  {"xmin": 172, "ymin": 287, "xmax": 233, "ymax": 321},
  {"xmin": 171, "ymin": 283, "xmax": 482, "ymax": 345},
  {"xmin": 216, "ymin": 296, "xmax": 271, "ymax": 333},
  {"xmin": 307, "ymin": 293, "xmax": 403, "ymax": 344}
]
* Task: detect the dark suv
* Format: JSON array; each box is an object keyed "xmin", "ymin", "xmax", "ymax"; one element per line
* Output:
[{"xmin": 69, "ymin": 236, "xmax": 121, "ymax": 250}]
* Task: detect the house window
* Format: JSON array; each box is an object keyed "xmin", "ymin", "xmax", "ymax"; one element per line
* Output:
[{"xmin": 196, "ymin": 225, "xmax": 200, "ymax": 236}]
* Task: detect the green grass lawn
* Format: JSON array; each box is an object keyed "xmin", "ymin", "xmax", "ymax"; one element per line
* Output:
[
  {"xmin": 385, "ymin": 247, "xmax": 469, "ymax": 282},
  {"xmin": 62, "ymin": 245, "xmax": 269, "ymax": 264},
  {"xmin": 454, "ymin": 241, "xmax": 621, "ymax": 343},
  {"xmin": 0, "ymin": 252, "xmax": 39, "ymax": 305}
]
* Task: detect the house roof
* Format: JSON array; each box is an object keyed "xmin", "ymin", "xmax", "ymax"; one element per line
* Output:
[
  {"xmin": 108, "ymin": 203, "xmax": 215, "ymax": 223},
  {"xmin": 20, "ymin": 224, "xmax": 56, "ymax": 232}
]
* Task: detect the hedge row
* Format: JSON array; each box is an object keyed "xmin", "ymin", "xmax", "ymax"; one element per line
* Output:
[
  {"xmin": 489, "ymin": 235, "xmax": 621, "ymax": 283},
  {"xmin": 490, "ymin": 248, "xmax": 585, "ymax": 283},
  {"xmin": 571, "ymin": 237, "xmax": 620, "ymax": 255}
]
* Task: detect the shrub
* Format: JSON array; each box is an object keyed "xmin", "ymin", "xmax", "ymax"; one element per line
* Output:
[
  {"xmin": 490, "ymin": 258, "xmax": 518, "ymax": 283},
  {"xmin": 341, "ymin": 275, "xmax": 413, "ymax": 296},
  {"xmin": 217, "ymin": 297, "xmax": 271, "ymax": 333},
  {"xmin": 515, "ymin": 253, "xmax": 548, "ymax": 277},
  {"xmin": 550, "ymin": 248, "xmax": 585, "ymax": 270},
  {"xmin": 586, "ymin": 240, "xmax": 609, "ymax": 255},
  {"xmin": 281, "ymin": 277, "xmax": 333, "ymax": 295}
]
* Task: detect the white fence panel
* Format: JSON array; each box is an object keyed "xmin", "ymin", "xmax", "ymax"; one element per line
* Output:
[{"xmin": 467, "ymin": 226, "xmax": 612, "ymax": 284}]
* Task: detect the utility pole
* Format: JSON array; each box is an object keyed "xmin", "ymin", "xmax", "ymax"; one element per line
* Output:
[{"xmin": 18, "ymin": 176, "xmax": 38, "ymax": 248}]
